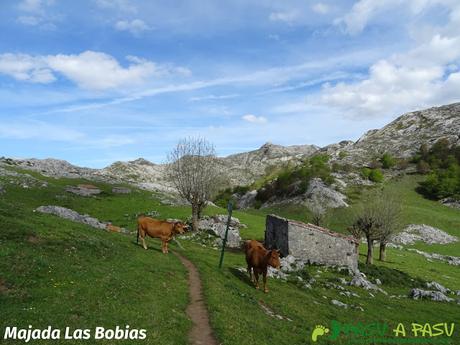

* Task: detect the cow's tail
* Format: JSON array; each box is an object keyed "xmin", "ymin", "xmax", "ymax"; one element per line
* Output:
[{"xmin": 136, "ymin": 222, "xmax": 140, "ymax": 244}]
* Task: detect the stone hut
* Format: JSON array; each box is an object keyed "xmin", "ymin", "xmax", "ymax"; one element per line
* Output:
[{"xmin": 265, "ymin": 215, "xmax": 359, "ymax": 272}]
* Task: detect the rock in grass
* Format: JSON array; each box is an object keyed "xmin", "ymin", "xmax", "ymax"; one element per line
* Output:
[
  {"xmin": 391, "ymin": 224, "xmax": 458, "ymax": 245},
  {"xmin": 36, "ymin": 205, "xmax": 130, "ymax": 235},
  {"xmin": 198, "ymin": 215, "xmax": 243, "ymax": 248},
  {"xmin": 37, "ymin": 206, "xmax": 106, "ymax": 229},
  {"xmin": 409, "ymin": 288, "xmax": 454, "ymax": 302},
  {"xmin": 65, "ymin": 184, "xmax": 101, "ymax": 197},
  {"xmin": 331, "ymin": 299, "xmax": 348, "ymax": 308},
  {"xmin": 112, "ymin": 187, "xmax": 132, "ymax": 194},
  {"xmin": 426, "ymin": 281, "xmax": 450, "ymax": 294}
]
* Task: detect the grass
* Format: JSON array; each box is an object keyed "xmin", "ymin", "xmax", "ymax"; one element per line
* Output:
[{"xmin": 1, "ymin": 170, "xmax": 459, "ymax": 345}]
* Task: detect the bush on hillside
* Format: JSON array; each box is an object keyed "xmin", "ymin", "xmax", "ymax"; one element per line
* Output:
[
  {"xmin": 380, "ymin": 153, "xmax": 396, "ymax": 169},
  {"xmin": 413, "ymin": 139, "xmax": 460, "ymax": 200},
  {"xmin": 255, "ymin": 154, "xmax": 334, "ymax": 204}
]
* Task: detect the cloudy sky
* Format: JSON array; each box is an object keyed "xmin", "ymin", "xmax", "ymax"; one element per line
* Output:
[{"xmin": 1, "ymin": 0, "xmax": 460, "ymax": 167}]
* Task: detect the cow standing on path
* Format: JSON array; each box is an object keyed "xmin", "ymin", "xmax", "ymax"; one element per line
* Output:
[
  {"xmin": 137, "ymin": 216, "xmax": 187, "ymax": 253},
  {"xmin": 244, "ymin": 240, "xmax": 280, "ymax": 293}
]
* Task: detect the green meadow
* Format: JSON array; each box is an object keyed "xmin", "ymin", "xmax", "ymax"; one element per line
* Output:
[{"xmin": 1, "ymin": 169, "xmax": 459, "ymax": 345}]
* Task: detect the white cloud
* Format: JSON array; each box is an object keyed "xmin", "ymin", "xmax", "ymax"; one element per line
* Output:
[
  {"xmin": 17, "ymin": 15, "xmax": 42, "ymax": 26},
  {"xmin": 0, "ymin": 51, "xmax": 189, "ymax": 91},
  {"xmin": 0, "ymin": 53, "xmax": 55, "ymax": 83},
  {"xmin": 18, "ymin": 0, "xmax": 46, "ymax": 13},
  {"xmin": 189, "ymin": 94, "xmax": 238, "ymax": 102},
  {"xmin": 318, "ymin": 33, "xmax": 460, "ymax": 117},
  {"xmin": 269, "ymin": 10, "xmax": 300, "ymax": 24},
  {"xmin": 115, "ymin": 19, "xmax": 151, "ymax": 36},
  {"xmin": 242, "ymin": 114, "xmax": 267, "ymax": 124},
  {"xmin": 312, "ymin": 3, "xmax": 330, "ymax": 15},
  {"xmin": 46, "ymin": 51, "xmax": 156, "ymax": 90},
  {"xmin": 95, "ymin": 0, "xmax": 137, "ymax": 13}
]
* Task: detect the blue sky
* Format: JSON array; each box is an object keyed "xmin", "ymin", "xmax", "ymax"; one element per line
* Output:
[{"xmin": 1, "ymin": 0, "xmax": 460, "ymax": 167}]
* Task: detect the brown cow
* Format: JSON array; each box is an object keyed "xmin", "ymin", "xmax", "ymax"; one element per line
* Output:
[
  {"xmin": 137, "ymin": 216, "xmax": 187, "ymax": 253},
  {"xmin": 244, "ymin": 240, "xmax": 280, "ymax": 293}
]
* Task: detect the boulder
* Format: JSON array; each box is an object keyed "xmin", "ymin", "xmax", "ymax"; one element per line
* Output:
[
  {"xmin": 331, "ymin": 299, "xmax": 348, "ymax": 308},
  {"xmin": 235, "ymin": 190, "xmax": 257, "ymax": 209},
  {"xmin": 112, "ymin": 187, "xmax": 132, "ymax": 194},
  {"xmin": 426, "ymin": 281, "xmax": 450, "ymax": 294},
  {"xmin": 198, "ymin": 215, "xmax": 244, "ymax": 248},
  {"xmin": 36, "ymin": 205, "xmax": 106, "ymax": 229},
  {"xmin": 409, "ymin": 289, "xmax": 454, "ymax": 302},
  {"xmin": 36, "ymin": 205, "xmax": 130, "ymax": 234},
  {"xmin": 391, "ymin": 224, "xmax": 458, "ymax": 245},
  {"xmin": 65, "ymin": 184, "xmax": 101, "ymax": 197},
  {"xmin": 305, "ymin": 178, "xmax": 348, "ymax": 209}
]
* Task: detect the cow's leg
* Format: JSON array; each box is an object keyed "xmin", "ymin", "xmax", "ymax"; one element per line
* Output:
[
  {"xmin": 247, "ymin": 264, "xmax": 252, "ymax": 282},
  {"xmin": 165, "ymin": 241, "xmax": 169, "ymax": 254},
  {"xmin": 263, "ymin": 269, "xmax": 269, "ymax": 293},
  {"xmin": 254, "ymin": 271, "xmax": 260, "ymax": 289},
  {"xmin": 138, "ymin": 228, "xmax": 148, "ymax": 249},
  {"xmin": 140, "ymin": 231, "xmax": 148, "ymax": 250}
]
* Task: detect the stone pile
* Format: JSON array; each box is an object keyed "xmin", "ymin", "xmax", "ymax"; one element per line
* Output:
[{"xmin": 198, "ymin": 215, "xmax": 245, "ymax": 248}]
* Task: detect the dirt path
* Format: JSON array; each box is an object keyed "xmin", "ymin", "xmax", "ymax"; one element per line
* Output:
[{"xmin": 175, "ymin": 252, "xmax": 218, "ymax": 345}]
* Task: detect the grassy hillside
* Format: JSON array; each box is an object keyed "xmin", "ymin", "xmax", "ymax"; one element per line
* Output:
[{"xmin": 1, "ymin": 170, "xmax": 459, "ymax": 345}]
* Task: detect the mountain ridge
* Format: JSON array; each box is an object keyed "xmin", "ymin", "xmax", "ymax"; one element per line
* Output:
[{"xmin": 1, "ymin": 102, "xmax": 459, "ymax": 192}]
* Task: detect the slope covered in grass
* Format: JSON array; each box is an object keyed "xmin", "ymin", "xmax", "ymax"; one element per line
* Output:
[{"xmin": 1, "ymin": 170, "xmax": 459, "ymax": 345}]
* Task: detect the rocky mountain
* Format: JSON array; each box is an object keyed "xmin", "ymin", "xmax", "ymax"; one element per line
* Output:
[
  {"xmin": 330, "ymin": 103, "xmax": 460, "ymax": 165},
  {"xmin": 1, "ymin": 102, "xmax": 459, "ymax": 192},
  {"xmin": 218, "ymin": 142, "xmax": 319, "ymax": 186}
]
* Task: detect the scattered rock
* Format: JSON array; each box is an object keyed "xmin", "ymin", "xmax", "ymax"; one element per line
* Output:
[
  {"xmin": 65, "ymin": 184, "xmax": 102, "ymax": 197},
  {"xmin": 198, "ymin": 215, "xmax": 244, "ymax": 248},
  {"xmin": 440, "ymin": 197, "xmax": 460, "ymax": 210},
  {"xmin": 112, "ymin": 187, "xmax": 132, "ymax": 194},
  {"xmin": 391, "ymin": 224, "xmax": 458, "ymax": 245},
  {"xmin": 266, "ymin": 267, "xmax": 288, "ymax": 280},
  {"xmin": 36, "ymin": 205, "xmax": 129, "ymax": 234},
  {"xmin": 409, "ymin": 289, "xmax": 454, "ymax": 302},
  {"xmin": 258, "ymin": 301, "xmax": 292, "ymax": 321},
  {"xmin": 407, "ymin": 248, "xmax": 460, "ymax": 266},
  {"xmin": 375, "ymin": 279, "xmax": 382, "ymax": 285},
  {"xmin": 331, "ymin": 299, "xmax": 348, "ymax": 308},
  {"xmin": 426, "ymin": 281, "xmax": 450, "ymax": 294},
  {"xmin": 349, "ymin": 273, "xmax": 387, "ymax": 295}
]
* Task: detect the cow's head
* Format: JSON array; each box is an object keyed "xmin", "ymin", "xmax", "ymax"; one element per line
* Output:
[
  {"xmin": 268, "ymin": 249, "xmax": 281, "ymax": 269},
  {"xmin": 173, "ymin": 222, "xmax": 187, "ymax": 234}
]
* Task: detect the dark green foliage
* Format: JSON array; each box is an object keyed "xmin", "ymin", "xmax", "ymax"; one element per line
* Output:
[
  {"xmin": 369, "ymin": 168, "xmax": 384, "ymax": 182},
  {"xmin": 380, "ymin": 153, "xmax": 396, "ymax": 169},
  {"xmin": 255, "ymin": 154, "xmax": 334, "ymax": 203},
  {"xmin": 414, "ymin": 139, "xmax": 460, "ymax": 200},
  {"xmin": 361, "ymin": 167, "xmax": 384, "ymax": 182},
  {"xmin": 214, "ymin": 185, "xmax": 250, "ymax": 208}
]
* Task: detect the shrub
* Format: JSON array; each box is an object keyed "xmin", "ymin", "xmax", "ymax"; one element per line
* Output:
[
  {"xmin": 416, "ymin": 160, "xmax": 430, "ymax": 174},
  {"xmin": 380, "ymin": 153, "xmax": 396, "ymax": 169},
  {"xmin": 361, "ymin": 167, "xmax": 372, "ymax": 179},
  {"xmin": 369, "ymin": 169, "xmax": 384, "ymax": 183}
]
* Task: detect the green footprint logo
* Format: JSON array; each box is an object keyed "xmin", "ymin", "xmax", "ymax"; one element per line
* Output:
[{"xmin": 311, "ymin": 325, "xmax": 330, "ymax": 342}]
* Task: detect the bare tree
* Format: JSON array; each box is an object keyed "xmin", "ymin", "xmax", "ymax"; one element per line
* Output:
[
  {"xmin": 307, "ymin": 196, "xmax": 327, "ymax": 227},
  {"xmin": 375, "ymin": 191, "xmax": 402, "ymax": 261},
  {"xmin": 167, "ymin": 137, "xmax": 220, "ymax": 232},
  {"xmin": 350, "ymin": 189, "xmax": 402, "ymax": 264},
  {"xmin": 350, "ymin": 191, "xmax": 383, "ymax": 265}
]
